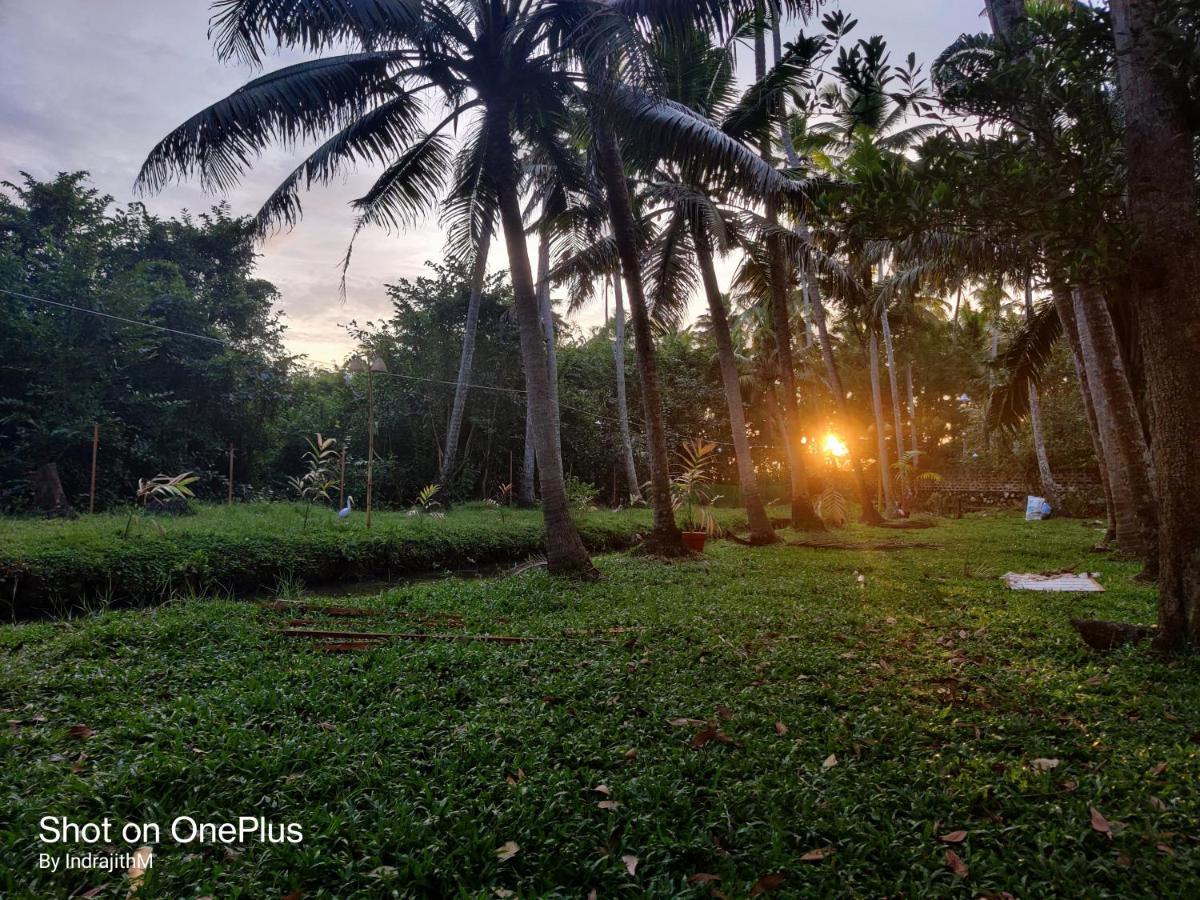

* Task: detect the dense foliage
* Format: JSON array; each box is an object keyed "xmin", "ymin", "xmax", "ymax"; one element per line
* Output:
[{"xmin": 0, "ymin": 173, "xmax": 292, "ymax": 509}]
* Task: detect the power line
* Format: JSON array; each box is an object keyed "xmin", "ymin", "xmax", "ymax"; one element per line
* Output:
[{"xmin": 1, "ymin": 287, "xmax": 227, "ymax": 345}]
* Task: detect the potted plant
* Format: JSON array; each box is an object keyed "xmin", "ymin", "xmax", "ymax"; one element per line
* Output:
[{"xmin": 671, "ymin": 439, "xmax": 721, "ymax": 552}]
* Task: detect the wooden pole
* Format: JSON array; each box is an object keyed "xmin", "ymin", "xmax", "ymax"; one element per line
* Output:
[
  {"xmin": 227, "ymin": 444, "xmax": 235, "ymax": 504},
  {"xmin": 338, "ymin": 449, "xmax": 346, "ymax": 509},
  {"xmin": 89, "ymin": 423, "xmax": 99, "ymax": 514},
  {"xmin": 366, "ymin": 368, "xmax": 375, "ymax": 528}
]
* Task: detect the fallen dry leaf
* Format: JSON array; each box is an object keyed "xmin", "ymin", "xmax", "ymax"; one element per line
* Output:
[
  {"xmin": 800, "ymin": 847, "xmax": 833, "ymax": 862},
  {"xmin": 622, "ymin": 854, "xmax": 639, "ymax": 876},
  {"xmin": 68, "ymin": 724, "xmax": 95, "ymax": 740},
  {"xmin": 1090, "ymin": 807, "xmax": 1112, "ymax": 839},
  {"xmin": 688, "ymin": 873, "xmax": 721, "ymax": 884},
  {"xmin": 1116, "ymin": 853, "xmax": 1132, "ymax": 868},
  {"xmin": 1148, "ymin": 796, "xmax": 1168, "ymax": 812},
  {"xmin": 1157, "ymin": 843, "xmax": 1176, "ymax": 857},
  {"xmin": 775, "ymin": 721, "xmax": 788, "ymax": 736},
  {"xmin": 749, "ymin": 873, "xmax": 786, "ymax": 895},
  {"xmin": 624, "ymin": 748, "xmax": 638, "ymax": 760},
  {"xmin": 493, "ymin": 889, "xmax": 514, "ymax": 898},
  {"xmin": 78, "ymin": 886, "xmax": 108, "ymax": 899},
  {"xmin": 821, "ymin": 753, "xmax": 838, "ymax": 770},
  {"xmin": 944, "ymin": 849, "xmax": 969, "ymax": 878},
  {"xmin": 691, "ymin": 729, "xmax": 736, "ymax": 749},
  {"xmin": 668, "ymin": 717, "xmax": 707, "ymax": 727},
  {"xmin": 716, "ymin": 705, "xmax": 734, "ymax": 721},
  {"xmin": 1149, "ymin": 762, "xmax": 1168, "ymax": 776},
  {"xmin": 127, "ymin": 846, "xmax": 152, "ymax": 893},
  {"xmin": 939, "ymin": 830, "xmax": 968, "ymax": 844},
  {"xmin": 1030, "ymin": 758, "xmax": 1060, "ymax": 771},
  {"xmin": 593, "ymin": 784, "xmax": 611, "ymax": 796},
  {"xmin": 597, "ymin": 800, "xmax": 621, "ymax": 810},
  {"xmin": 495, "ymin": 841, "xmax": 520, "ymax": 862}
]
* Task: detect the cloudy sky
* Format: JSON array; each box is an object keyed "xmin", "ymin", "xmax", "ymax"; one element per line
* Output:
[{"xmin": 0, "ymin": 1, "xmax": 984, "ymax": 366}]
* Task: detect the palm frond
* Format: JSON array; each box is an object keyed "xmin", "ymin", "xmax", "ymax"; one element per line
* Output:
[
  {"xmin": 645, "ymin": 210, "xmax": 697, "ymax": 327},
  {"xmin": 984, "ymin": 300, "xmax": 1062, "ymax": 431},
  {"xmin": 209, "ymin": 0, "xmax": 421, "ymax": 65},
  {"xmin": 252, "ymin": 90, "xmax": 426, "ymax": 233},
  {"xmin": 137, "ymin": 52, "xmax": 405, "ymax": 193}
]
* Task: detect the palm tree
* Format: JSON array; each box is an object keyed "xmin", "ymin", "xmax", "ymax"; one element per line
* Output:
[
  {"xmin": 438, "ymin": 227, "xmax": 492, "ymax": 493},
  {"xmin": 608, "ymin": 276, "xmax": 643, "ymax": 504},
  {"xmin": 138, "ymin": 0, "xmax": 597, "ymax": 574},
  {"xmin": 752, "ymin": 1, "xmax": 823, "ymax": 530},
  {"xmin": 1020, "ymin": 275, "xmax": 1059, "ymax": 509},
  {"xmin": 636, "ymin": 27, "xmax": 785, "ymax": 543}
]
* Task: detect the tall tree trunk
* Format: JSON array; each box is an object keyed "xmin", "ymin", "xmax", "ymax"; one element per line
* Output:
[
  {"xmin": 518, "ymin": 405, "xmax": 536, "ymax": 507},
  {"xmin": 1110, "ymin": 0, "xmax": 1200, "ymax": 650},
  {"xmin": 868, "ymin": 324, "xmax": 894, "ymax": 512},
  {"xmin": 438, "ymin": 228, "xmax": 492, "ymax": 492},
  {"xmin": 766, "ymin": 197, "xmax": 822, "ymax": 529},
  {"xmin": 1052, "ymin": 285, "xmax": 1116, "ymax": 542},
  {"xmin": 1073, "ymin": 282, "xmax": 1158, "ymax": 569},
  {"xmin": 591, "ymin": 107, "xmax": 684, "ymax": 554},
  {"xmin": 880, "ymin": 307, "xmax": 909, "ymax": 499},
  {"xmin": 610, "ymin": 276, "xmax": 642, "ymax": 505},
  {"xmin": 1023, "ymin": 277, "xmax": 1059, "ymax": 509},
  {"xmin": 905, "ymin": 360, "xmax": 919, "ymax": 473},
  {"xmin": 804, "ymin": 263, "xmax": 881, "ymax": 523},
  {"xmin": 984, "ymin": 0, "xmax": 1026, "ymax": 38},
  {"xmin": 489, "ymin": 106, "xmax": 594, "ymax": 576},
  {"xmin": 694, "ymin": 225, "xmax": 777, "ymax": 543},
  {"xmin": 756, "ymin": 12, "xmax": 821, "ymax": 530},
  {"xmin": 535, "ymin": 228, "xmax": 564, "ymax": 470}
]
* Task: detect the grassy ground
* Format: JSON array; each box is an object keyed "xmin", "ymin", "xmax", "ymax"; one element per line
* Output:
[
  {"xmin": 0, "ymin": 503, "xmax": 660, "ymax": 618},
  {"xmin": 1, "ymin": 512, "xmax": 1196, "ymax": 897}
]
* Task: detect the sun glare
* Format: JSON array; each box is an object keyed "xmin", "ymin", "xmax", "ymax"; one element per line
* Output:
[{"xmin": 823, "ymin": 433, "xmax": 849, "ymax": 457}]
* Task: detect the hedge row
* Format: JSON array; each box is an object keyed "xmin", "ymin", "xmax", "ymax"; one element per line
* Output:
[{"xmin": 0, "ymin": 505, "xmax": 654, "ymax": 618}]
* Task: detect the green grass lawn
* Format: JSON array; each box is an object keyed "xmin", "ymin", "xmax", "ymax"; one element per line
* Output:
[{"xmin": 1, "ymin": 512, "xmax": 1197, "ymax": 897}]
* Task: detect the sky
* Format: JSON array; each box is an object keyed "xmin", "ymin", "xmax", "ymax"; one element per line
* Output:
[{"xmin": 0, "ymin": 0, "xmax": 985, "ymax": 367}]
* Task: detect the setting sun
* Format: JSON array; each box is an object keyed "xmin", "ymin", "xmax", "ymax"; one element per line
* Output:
[{"xmin": 823, "ymin": 433, "xmax": 849, "ymax": 457}]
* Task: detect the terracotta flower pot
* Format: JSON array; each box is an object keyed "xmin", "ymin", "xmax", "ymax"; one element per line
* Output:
[{"xmin": 681, "ymin": 531, "xmax": 707, "ymax": 552}]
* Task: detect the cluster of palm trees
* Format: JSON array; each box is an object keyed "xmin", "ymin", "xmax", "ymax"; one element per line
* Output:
[{"xmin": 138, "ymin": 0, "xmax": 1199, "ymax": 649}]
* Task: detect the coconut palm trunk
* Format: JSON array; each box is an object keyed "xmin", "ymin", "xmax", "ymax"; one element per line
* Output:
[
  {"xmin": 590, "ymin": 109, "xmax": 684, "ymax": 554},
  {"xmin": 799, "ymin": 250, "xmax": 881, "ymax": 524},
  {"xmin": 905, "ymin": 361, "xmax": 919, "ymax": 473},
  {"xmin": 756, "ymin": 11, "xmax": 821, "ymax": 530},
  {"xmin": 1051, "ymin": 285, "xmax": 1116, "ymax": 542},
  {"xmin": 1022, "ymin": 277, "xmax": 1059, "ymax": 509},
  {"xmin": 1110, "ymin": 0, "xmax": 1200, "ymax": 650},
  {"xmin": 868, "ymin": 322, "xmax": 894, "ymax": 512},
  {"xmin": 694, "ymin": 226, "xmax": 777, "ymax": 543},
  {"xmin": 1072, "ymin": 282, "xmax": 1158, "ymax": 569},
  {"xmin": 490, "ymin": 107, "xmax": 594, "ymax": 576},
  {"xmin": 879, "ymin": 306, "xmax": 909, "ymax": 499},
  {"xmin": 438, "ymin": 228, "xmax": 492, "ymax": 492},
  {"xmin": 535, "ymin": 229, "xmax": 564, "ymax": 469},
  {"xmin": 610, "ymin": 276, "xmax": 642, "ymax": 505},
  {"xmin": 518, "ymin": 406, "xmax": 536, "ymax": 507},
  {"xmin": 1065, "ymin": 283, "xmax": 1156, "ymax": 564}
]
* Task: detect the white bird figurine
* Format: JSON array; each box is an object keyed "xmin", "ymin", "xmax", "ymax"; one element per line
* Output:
[{"xmin": 338, "ymin": 496, "xmax": 354, "ymax": 520}]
